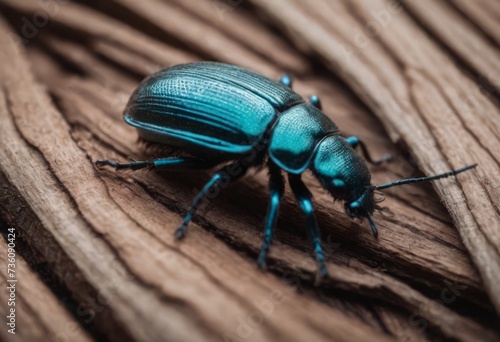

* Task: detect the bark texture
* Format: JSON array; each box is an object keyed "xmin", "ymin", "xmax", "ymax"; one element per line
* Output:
[{"xmin": 0, "ymin": 0, "xmax": 499, "ymax": 341}]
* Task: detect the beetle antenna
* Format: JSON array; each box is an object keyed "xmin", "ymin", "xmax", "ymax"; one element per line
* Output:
[
  {"xmin": 373, "ymin": 164, "xmax": 477, "ymax": 190},
  {"xmin": 365, "ymin": 214, "xmax": 378, "ymax": 238}
]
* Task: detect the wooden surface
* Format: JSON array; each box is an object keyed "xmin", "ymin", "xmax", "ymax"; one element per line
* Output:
[
  {"xmin": 0, "ymin": 237, "xmax": 92, "ymax": 342},
  {"xmin": 0, "ymin": 0, "xmax": 498, "ymax": 341}
]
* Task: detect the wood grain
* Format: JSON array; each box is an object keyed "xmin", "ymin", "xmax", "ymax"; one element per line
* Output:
[
  {"xmin": 449, "ymin": 0, "xmax": 500, "ymax": 47},
  {"xmin": 402, "ymin": 0, "xmax": 500, "ymax": 87},
  {"xmin": 0, "ymin": 0, "xmax": 499, "ymax": 341},
  {"xmin": 0, "ymin": 238, "xmax": 92, "ymax": 342}
]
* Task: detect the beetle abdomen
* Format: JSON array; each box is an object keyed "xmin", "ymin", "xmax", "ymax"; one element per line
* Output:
[{"xmin": 124, "ymin": 63, "xmax": 292, "ymax": 157}]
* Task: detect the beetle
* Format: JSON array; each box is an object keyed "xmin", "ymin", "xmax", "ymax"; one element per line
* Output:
[{"xmin": 96, "ymin": 62, "xmax": 476, "ymax": 277}]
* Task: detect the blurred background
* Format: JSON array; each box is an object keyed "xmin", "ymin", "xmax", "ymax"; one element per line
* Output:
[{"xmin": 0, "ymin": 1, "xmax": 499, "ymax": 341}]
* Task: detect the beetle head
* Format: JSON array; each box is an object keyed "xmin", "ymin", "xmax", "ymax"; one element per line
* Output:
[
  {"xmin": 311, "ymin": 136, "xmax": 382, "ymax": 237},
  {"xmin": 344, "ymin": 188, "xmax": 376, "ymax": 218}
]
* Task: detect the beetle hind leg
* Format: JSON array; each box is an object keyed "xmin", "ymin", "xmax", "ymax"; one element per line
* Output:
[
  {"xmin": 95, "ymin": 157, "xmax": 220, "ymax": 171},
  {"xmin": 288, "ymin": 174, "xmax": 329, "ymax": 280},
  {"xmin": 345, "ymin": 136, "xmax": 392, "ymax": 166},
  {"xmin": 175, "ymin": 160, "xmax": 249, "ymax": 239},
  {"xmin": 257, "ymin": 161, "xmax": 285, "ymax": 269}
]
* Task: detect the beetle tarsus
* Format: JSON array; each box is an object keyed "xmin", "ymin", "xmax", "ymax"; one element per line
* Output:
[
  {"xmin": 174, "ymin": 226, "xmax": 186, "ymax": 240},
  {"xmin": 366, "ymin": 214, "xmax": 379, "ymax": 238},
  {"xmin": 346, "ymin": 136, "xmax": 392, "ymax": 166},
  {"xmin": 95, "ymin": 159, "xmax": 119, "ymax": 168},
  {"xmin": 314, "ymin": 264, "xmax": 329, "ymax": 286},
  {"xmin": 257, "ymin": 256, "xmax": 267, "ymax": 270},
  {"xmin": 319, "ymin": 262, "xmax": 329, "ymax": 278}
]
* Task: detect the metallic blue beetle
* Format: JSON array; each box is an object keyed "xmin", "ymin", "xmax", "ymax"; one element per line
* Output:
[{"xmin": 97, "ymin": 62, "xmax": 475, "ymax": 277}]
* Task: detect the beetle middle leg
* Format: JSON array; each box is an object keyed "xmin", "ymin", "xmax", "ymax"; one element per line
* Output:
[
  {"xmin": 175, "ymin": 160, "xmax": 249, "ymax": 239},
  {"xmin": 288, "ymin": 174, "xmax": 329, "ymax": 279},
  {"xmin": 345, "ymin": 136, "xmax": 392, "ymax": 166},
  {"xmin": 257, "ymin": 161, "xmax": 285, "ymax": 269}
]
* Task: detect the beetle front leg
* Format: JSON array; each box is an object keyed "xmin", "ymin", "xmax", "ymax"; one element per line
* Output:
[
  {"xmin": 96, "ymin": 157, "xmax": 219, "ymax": 171},
  {"xmin": 257, "ymin": 161, "xmax": 285, "ymax": 269},
  {"xmin": 288, "ymin": 174, "xmax": 329, "ymax": 279},
  {"xmin": 175, "ymin": 160, "xmax": 249, "ymax": 239},
  {"xmin": 345, "ymin": 136, "xmax": 392, "ymax": 166}
]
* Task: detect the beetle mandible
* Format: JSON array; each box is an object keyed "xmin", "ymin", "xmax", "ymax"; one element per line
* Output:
[{"xmin": 97, "ymin": 62, "xmax": 476, "ymax": 278}]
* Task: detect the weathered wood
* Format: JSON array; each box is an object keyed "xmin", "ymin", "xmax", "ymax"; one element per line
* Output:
[
  {"xmin": 449, "ymin": 0, "xmax": 500, "ymax": 47},
  {"xmin": 402, "ymin": 0, "xmax": 500, "ymax": 87},
  {"xmin": 169, "ymin": 0, "xmax": 309, "ymax": 73},
  {"xmin": 0, "ymin": 0, "xmax": 499, "ymax": 341},
  {"xmin": 0, "ymin": 238, "xmax": 92, "ymax": 342},
  {"xmin": 2, "ymin": 0, "xmax": 193, "ymax": 66}
]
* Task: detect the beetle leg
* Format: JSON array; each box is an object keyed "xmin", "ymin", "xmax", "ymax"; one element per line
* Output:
[
  {"xmin": 345, "ymin": 136, "xmax": 392, "ymax": 166},
  {"xmin": 257, "ymin": 161, "xmax": 285, "ymax": 269},
  {"xmin": 288, "ymin": 174, "xmax": 329, "ymax": 279},
  {"xmin": 175, "ymin": 160, "xmax": 249, "ymax": 239},
  {"xmin": 308, "ymin": 95, "xmax": 322, "ymax": 110},
  {"xmin": 278, "ymin": 74, "xmax": 293, "ymax": 88},
  {"xmin": 95, "ymin": 157, "xmax": 219, "ymax": 171}
]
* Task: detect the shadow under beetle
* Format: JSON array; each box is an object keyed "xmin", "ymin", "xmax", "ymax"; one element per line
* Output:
[{"xmin": 97, "ymin": 62, "xmax": 476, "ymax": 278}]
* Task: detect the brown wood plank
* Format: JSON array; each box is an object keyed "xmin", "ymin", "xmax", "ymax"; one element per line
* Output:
[
  {"xmin": 1, "ymin": 0, "xmax": 194, "ymax": 66},
  {"xmin": 106, "ymin": 0, "xmax": 279, "ymax": 75},
  {"xmin": 449, "ymin": 0, "xmax": 500, "ymax": 47},
  {"xmin": 169, "ymin": 0, "xmax": 309, "ymax": 73},
  {"xmin": 402, "ymin": 0, "xmax": 500, "ymax": 95},
  {"xmin": 0, "ymin": 237, "xmax": 93, "ymax": 342}
]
